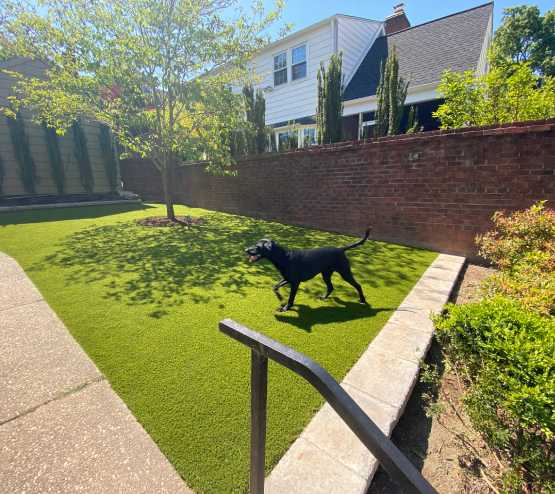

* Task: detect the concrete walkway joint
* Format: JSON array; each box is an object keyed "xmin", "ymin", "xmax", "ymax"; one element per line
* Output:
[
  {"xmin": 265, "ymin": 253, "xmax": 466, "ymax": 494},
  {"xmin": 0, "ymin": 252, "xmax": 192, "ymax": 494}
]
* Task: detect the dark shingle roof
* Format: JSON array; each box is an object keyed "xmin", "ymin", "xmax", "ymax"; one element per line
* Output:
[{"xmin": 343, "ymin": 2, "xmax": 493, "ymax": 101}]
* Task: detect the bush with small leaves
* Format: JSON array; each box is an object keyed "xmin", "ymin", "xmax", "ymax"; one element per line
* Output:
[{"xmin": 435, "ymin": 297, "xmax": 554, "ymax": 491}]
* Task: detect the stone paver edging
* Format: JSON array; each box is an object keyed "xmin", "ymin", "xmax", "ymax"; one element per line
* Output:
[
  {"xmin": 0, "ymin": 252, "xmax": 192, "ymax": 494},
  {"xmin": 265, "ymin": 253, "xmax": 465, "ymax": 493}
]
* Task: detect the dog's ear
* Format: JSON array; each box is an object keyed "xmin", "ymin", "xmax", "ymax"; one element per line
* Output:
[{"xmin": 264, "ymin": 239, "xmax": 274, "ymax": 251}]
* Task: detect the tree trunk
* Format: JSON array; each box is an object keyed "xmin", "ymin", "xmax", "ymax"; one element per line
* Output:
[{"xmin": 161, "ymin": 161, "xmax": 175, "ymax": 220}]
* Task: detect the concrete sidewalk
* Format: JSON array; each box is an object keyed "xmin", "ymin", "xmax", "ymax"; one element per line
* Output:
[{"xmin": 0, "ymin": 252, "xmax": 193, "ymax": 493}]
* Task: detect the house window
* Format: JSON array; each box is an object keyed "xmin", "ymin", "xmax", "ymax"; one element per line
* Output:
[
  {"xmin": 291, "ymin": 45, "xmax": 307, "ymax": 80},
  {"xmin": 277, "ymin": 129, "xmax": 298, "ymax": 150},
  {"xmin": 303, "ymin": 127, "xmax": 316, "ymax": 146},
  {"xmin": 274, "ymin": 52, "xmax": 287, "ymax": 86},
  {"xmin": 360, "ymin": 112, "xmax": 376, "ymax": 139}
]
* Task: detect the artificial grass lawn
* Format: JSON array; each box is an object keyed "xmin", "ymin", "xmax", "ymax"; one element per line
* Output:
[{"xmin": 0, "ymin": 203, "xmax": 436, "ymax": 493}]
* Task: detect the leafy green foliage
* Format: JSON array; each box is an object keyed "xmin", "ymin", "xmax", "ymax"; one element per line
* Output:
[
  {"xmin": 242, "ymin": 84, "xmax": 268, "ymax": 154},
  {"xmin": 435, "ymin": 202, "xmax": 555, "ymax": 491},
  {"xmin": 316, "ymin": 53, "xmax": 343, "ymax": 144},
  {"xmin": 374, "ymin": 49, "xmax": 408, "ymax": 137},
  {"xmin": 99, "ymin": 124, "xmax": 119, "ymax": 192},
  {"xmin": 478, "ymin": 201, "xmax": 555, "ymax": 270},
  {"xmin": 6, "ymin": 113, "xmax": 36, "ymax": 193},
  {"xmin": 1, "ymin": 0, "xmax": 284, "ymax": 217},
  {"xmin": 71, "ymin": 120, "xmax": 94, "ymax": 194},
  {"xmin": 491, "ymin": 6, "xmax": 555, "ymax": 77},
  {"xmin": 42, "ymin": 122, "xmax": 65, "ymax": 195},
  {"xmin": 0, "ymin": 203, "xmax": 436, "ymax": 493},
  {"xmin": 477, "ymin": 201, "xmax": 555, "ymax": 316},
  {"xmin": 434, "ymin": 63, "xmax": 555, "ymax": 129},
  {"xmin": 434, "ymin": 298, "xmax": 555, "ymax": 489}
]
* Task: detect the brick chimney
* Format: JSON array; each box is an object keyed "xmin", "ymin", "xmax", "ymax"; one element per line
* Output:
[{"xmin": 384, "ymin": 3, "xmax": 410, "ymax": 35}]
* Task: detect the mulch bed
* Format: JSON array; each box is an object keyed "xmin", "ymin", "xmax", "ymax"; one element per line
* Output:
[{"xmin": 137, "ymin": 215, "xmax": 204, "ymax": 228}]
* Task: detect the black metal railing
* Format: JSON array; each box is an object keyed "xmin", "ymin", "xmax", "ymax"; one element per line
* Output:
[{"xmin": 219, "ymin": 318, "xmax": 437, "ymax": 494}]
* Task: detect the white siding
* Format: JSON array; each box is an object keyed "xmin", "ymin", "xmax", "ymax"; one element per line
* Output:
[
  {"xmin": 337, "ymin": 17, "xmax": 383, "ymax": 85},
  {"xmin": 250, "ymin": 22, "xmax": 334, "ymax": 125}
]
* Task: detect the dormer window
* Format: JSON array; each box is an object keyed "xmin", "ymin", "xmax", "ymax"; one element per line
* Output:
[
  {"xmin": 273, "ymin": 52, "xmax": 287, "ymax": 86},
  {"xmin": 292, "ymin": 44, "xmax": 307, "ymax": 80}
]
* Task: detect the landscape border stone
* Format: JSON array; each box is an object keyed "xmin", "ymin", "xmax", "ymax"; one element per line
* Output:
[{"xmin": 266, "ymin": 253, "xmax": 466, "ymax": 493}]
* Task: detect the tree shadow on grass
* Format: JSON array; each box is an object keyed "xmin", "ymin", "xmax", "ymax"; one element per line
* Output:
[
  {"xmin": 30, "ymin": 210, "xmax": 433, "ymax": 317},
  {"xmin": 275, "ymin": 300, "xmax": 395, "ymax": 332}
]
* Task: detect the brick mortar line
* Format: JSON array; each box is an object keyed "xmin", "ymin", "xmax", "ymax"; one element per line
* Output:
[{"xmin": 0, "ymin": 375, "xmax": 106, "ymax": 427}]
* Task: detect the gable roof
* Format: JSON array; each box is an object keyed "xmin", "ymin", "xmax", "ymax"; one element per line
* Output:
[{"xmin": 343, "ymin": 2, "xmax": 493, "ymax": 101}]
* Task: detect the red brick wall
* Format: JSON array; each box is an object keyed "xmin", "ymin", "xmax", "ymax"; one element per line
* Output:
[{"xmin": 120, "ymin": 119, "xmax": 555, "ymax": 257}]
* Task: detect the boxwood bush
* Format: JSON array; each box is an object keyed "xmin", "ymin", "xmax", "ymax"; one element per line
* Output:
[
  {"xmin": 435, "ymin": 202, "xmax": 555, "ymax": 492},
  {"xmin": 477, "ymin": 201, "xmax": 555, "ymax": 316},
  {"xmin": 435, "ymin": 298, "xmax": 554, "ymax": 491}
]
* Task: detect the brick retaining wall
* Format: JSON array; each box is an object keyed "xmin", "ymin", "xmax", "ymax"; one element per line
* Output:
[{"xmin": 121, "ymin": 119, "xmax": 555, "ymax": 257}]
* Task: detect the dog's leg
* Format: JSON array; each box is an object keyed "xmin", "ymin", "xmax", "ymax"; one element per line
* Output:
[
  {"xmin": 320, "ymin": 271, "xmax": 334, "ymax": 299},
  {"xmin": 338, "ymin": 266, "xmax": 367, "ymax": 304},
  {"xmin": 279, "ymin": 282, "xmax": 299, "ymax": 312},
  {"xmin": 273, "ymin": 279, "xmax": 288, "ymax": 301}
]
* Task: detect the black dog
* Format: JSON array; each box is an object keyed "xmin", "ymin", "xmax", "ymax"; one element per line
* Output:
[{"xmin": 245, "ymin": 228, "xmax": 371, "ymax": 312}]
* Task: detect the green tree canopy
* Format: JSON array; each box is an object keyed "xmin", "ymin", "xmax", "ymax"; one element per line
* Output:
[
  {"xmin": 434, "ymin": 63, "xmax": 555, "ymax": 129},
  {"xmin": 0, "ymin": 0, "xmax": 283, "ymax": 218},
  {"xmin": 491, "ymin": 5, "xmax": 555, "ymax": 77}
]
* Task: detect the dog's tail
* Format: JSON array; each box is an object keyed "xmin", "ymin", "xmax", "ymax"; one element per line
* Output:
[{"xmin": 342, "ymin": 227, "xmax": 372, "ymax": 251}]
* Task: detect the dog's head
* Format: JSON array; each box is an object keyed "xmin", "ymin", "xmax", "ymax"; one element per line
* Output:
[{"xmin": 245, "ymin": 238, "xmax": 274, "ymax": 262}]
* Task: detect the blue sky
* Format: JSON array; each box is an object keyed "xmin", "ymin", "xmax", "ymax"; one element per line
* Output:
[{"xmin": 244, "ymin": 0, "xmax": 553, "ymax": 36}]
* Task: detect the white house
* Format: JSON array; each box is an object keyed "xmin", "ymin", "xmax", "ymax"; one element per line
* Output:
[{"xmin": 247, "ymin": 2, "xmax": 493, "ymax": 148}]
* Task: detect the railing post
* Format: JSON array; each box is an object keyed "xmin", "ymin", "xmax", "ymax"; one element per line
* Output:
[{"xmin": 250, "ymin": 349, "xmax": 268, "ymax": 494}]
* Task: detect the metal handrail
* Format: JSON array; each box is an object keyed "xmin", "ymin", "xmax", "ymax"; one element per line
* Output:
[{"xmin": 219, "ymin": 318, "xmax": 437, "ymax": 494}]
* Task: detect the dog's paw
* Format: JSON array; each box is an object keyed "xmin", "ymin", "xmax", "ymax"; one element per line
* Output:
[{"xmin": 278, "ymin": 305, "xmax": 290, "ymax": 312}]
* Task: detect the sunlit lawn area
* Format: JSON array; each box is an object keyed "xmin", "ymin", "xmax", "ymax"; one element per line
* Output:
[{"xmin": 0, "ymin": 203, "xmax": 436, "ymax": 493}]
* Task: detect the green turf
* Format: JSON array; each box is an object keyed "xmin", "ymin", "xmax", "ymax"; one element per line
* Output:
[{"xmin": 0, "ymin": 203, "xmax": 436, "ymax": 493}]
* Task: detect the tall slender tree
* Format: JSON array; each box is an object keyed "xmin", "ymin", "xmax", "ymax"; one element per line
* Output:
[
  {"xmin": 242, "ymin": 84, "xmax": 268, "ymax": 154},
  {"xmin": 316, "ymin": 53, "xmax": 343, "ymax": 144},
  {"xmin": 374, "ymin": 48, "xmax": 409, "ymax": 137}
]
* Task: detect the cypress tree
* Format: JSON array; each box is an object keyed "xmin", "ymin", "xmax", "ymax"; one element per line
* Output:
[
  {"xmin": 0, "ymin": 152, "xmax": 4, "ymax": 196},
  {"xmin": 254, "ymin": 89, "xmax": 267, "ymax": 153},
  {"xmin": 71, "ymin": 120, "xmax": 94, "ymax": 194},
  {"xmin": 406, "ymin": 105, "xmax": 420, "ymax": 134},
  {"xmin": 316, "ymin": 63, "xmax": 326, "ymax": 143},
  {"xmin": 99, "ymin": 124, "xmax": 119, "ymax": 192},
  {"xmin": 374, "ymin": 49, "xmax": 409, "ymax": 137},
  {"xmin": 43, "ymin": 122, "xmax": 65, "ymax": 194},
  {"xmin": 317, "ymin": 53, "xmax": 343, "ymax": 144},
  {"xmin": 6, "ymin": 113, "xmax": 36, "ymax": 193},
  {"xmin": 242, "ymin": 84, "xmax": 268, "ymax": 154},
  {"xmin": 374, "ymin": 60, "xmax": 389, "ymax": 137}
]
